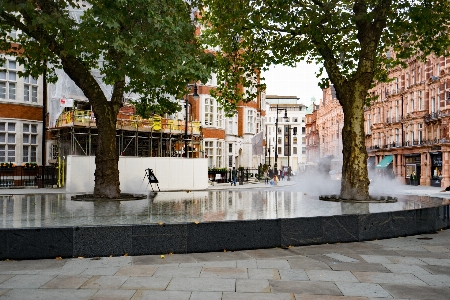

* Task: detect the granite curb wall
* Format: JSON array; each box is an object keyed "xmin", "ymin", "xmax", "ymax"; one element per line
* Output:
[{"xmin": 1, "ymin": 204, "xmax": 449, "ymax": 260}]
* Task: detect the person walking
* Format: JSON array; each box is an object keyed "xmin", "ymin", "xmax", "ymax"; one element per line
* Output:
[{"xmin": 231, "ymin": 167, "xmax": 237, "ymax": 186}]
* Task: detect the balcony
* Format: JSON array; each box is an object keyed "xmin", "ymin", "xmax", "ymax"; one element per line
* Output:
[{"xmin": 424, "ymin": 111, "xmax": 442, "ymax": 123}]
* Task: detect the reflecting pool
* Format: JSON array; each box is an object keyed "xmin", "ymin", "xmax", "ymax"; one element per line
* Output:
[{"xmin": 0, "ymin": 191, "xmax": 447, "ymax": 228}]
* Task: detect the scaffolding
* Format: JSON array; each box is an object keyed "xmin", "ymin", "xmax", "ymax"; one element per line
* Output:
[{"xmin": 48, "ymin": 106, "xmax": 203, "ymax": 160}]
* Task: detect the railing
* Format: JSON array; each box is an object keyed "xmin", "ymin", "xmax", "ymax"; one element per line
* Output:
[
  {"xmin": 424, "ymin": 111, "xmax": 443, "ymax": 123},
  {"xmin": 54, "ymin": 109, "xmax": 201, "ymax": 134},
  {"xmin": 367, "ymin": 138, "xmax": 448, "ymax": 151},
  {"xmin": 0, "ymin": 166, "xmax": 57, "ymax": 188}
]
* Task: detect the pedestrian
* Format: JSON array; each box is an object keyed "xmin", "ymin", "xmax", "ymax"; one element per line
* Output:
[
  {"xmin": 274, "ymin": 174, "xmax": 279, "ymax": 185},
  {"xmin": 280, "ymin": 169, "xmax": 284, "ymax": 181},
  {"xmin": 231, "ymin": 167, "xmax": 237, "ymax": 186},
  {"xmin": 265, "ymin": 170, "xmax": 269, "ymax": 184}
]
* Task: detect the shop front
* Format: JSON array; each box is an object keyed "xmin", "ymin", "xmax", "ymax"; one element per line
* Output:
[
  {"xmin": 430, "ymin": 151, "xmax": 442, "ymax": 187},
  {"xmin": 405, "ymin": 154, "xmax": 421, "ymax": 185}
]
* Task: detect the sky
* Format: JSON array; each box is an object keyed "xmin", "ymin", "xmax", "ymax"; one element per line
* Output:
[{"xmin": 261, "ymin": 61, "xmax": 325, "ymax": 106}]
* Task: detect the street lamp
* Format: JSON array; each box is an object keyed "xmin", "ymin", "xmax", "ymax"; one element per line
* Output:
[
  {"xmin": 286, "ymin": 125, "xmax": 295, "ymax": 181},
  {"xmin": 274, "ymin": 104, "xmax": 288, "ymax": 174},
  {"xmin": 184, "ymin": 83, "xmax": 199, "ymax": 158}
]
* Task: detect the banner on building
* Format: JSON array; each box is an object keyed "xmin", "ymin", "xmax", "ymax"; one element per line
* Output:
[{"xmin": 251, "ymin": 131, "xmax": 264, "ymax": 156}]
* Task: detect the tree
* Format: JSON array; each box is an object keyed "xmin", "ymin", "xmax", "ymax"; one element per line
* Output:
[
  {"xmin": 200, "ymin": 0, "xmax": 450, "ymax": 200},
  {"xmin": 0, "ymin": 0, "xmax": 212, "ymax": 198}
]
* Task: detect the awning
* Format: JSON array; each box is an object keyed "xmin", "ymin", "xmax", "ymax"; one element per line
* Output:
[{"xmin": 376, "ymin": 155, "xmax": 393, "ymax": 168}]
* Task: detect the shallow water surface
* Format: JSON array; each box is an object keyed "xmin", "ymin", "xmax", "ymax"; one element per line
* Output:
[{"xmin": 0, "ymin": 191, "xmax": 445, "ymax": 228}]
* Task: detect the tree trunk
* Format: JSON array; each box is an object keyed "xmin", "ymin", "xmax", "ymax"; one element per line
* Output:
[
  {"xmin": 60, "ymin": 58, "xmax": 124, "ymax": 198},
  {"xmin": 339, "ymin": 85, "xmax": 370, "ymax": 201},
  {"xmin": 92, "ymin": 102, "xmax": 121, "ymax": 198}
]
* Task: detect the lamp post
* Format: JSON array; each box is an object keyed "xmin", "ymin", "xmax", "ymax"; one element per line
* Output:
[
  {"xmin": 184, "ymin": 83, "xmax": 199, "ymax": 158},
  {"xmin": 274, "ymin": 104, "xmax": 288, "ymax": 174}
]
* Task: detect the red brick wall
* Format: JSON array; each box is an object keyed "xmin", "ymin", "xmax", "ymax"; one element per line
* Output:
[
  {"xmin": 0, "ymin": 103, "xmax": 43, "ymax": 121},
  {"xmin": 203, "ymin": 127, "xmax": 225, "ymax": 139}
]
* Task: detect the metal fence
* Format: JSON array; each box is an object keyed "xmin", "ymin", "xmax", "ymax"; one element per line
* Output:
[{"xmin": 0, "ymin": 166, "xmax": 58, "ymax": 188}]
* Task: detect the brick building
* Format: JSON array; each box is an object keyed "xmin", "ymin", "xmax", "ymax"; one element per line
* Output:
[
  {"xmin": 308, "ymin": 53, "xmax": 450, "ymax": 188},
  {"xmin": 0, "ymin": 54, "xmax": 44, "ymax": 165}
]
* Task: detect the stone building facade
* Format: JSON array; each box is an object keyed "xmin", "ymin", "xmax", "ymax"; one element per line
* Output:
[
  {"xmin": 265, "ymin": 95, "xmax": 308, "ymax": 173},
  {"xmin": 309, "ymin": 53, "xmax": 450, "ymax": 187},
  {"xmin": 316, "ymin": 85, "xmax": 344, "ymax": 172},
  {"xmin": 305, "ymin": 102, "xmax": 320, "ymax": 164},
  {"xmin": 366, "ymin": 54, "xmax": 450, "ymax": 187}
]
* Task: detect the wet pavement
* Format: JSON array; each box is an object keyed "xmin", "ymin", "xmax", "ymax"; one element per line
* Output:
[{"xmin": 0, "ymin": 181, "xmax": 449, "ymax": 299}]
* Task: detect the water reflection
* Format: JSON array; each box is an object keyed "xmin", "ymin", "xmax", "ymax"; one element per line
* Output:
[{"xmin": 0, "ymin": 191, "xmax": 446, "ymax": 228}]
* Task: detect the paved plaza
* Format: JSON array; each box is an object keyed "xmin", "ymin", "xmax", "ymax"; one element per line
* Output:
[{"xmin": 0, "ymin": 182, "xmax": 449, "ymax": 299}]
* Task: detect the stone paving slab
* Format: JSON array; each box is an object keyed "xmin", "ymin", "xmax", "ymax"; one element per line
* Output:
[
  {"xmin": 90, "ymin": 289, "xmax": 136, "ymax": 300},
  {"xmin": 0, "ymin": 259, "xmax": 65, "ymax": 274},
  {"xmin": 421, "ymin": 264, "xmax": 450, "ymax": 275},
  {"xmin": 222, "ymin": 292, "xmax": 295, "ymax": 300},
  {"xmin": 140, "ymin": 290, "xmax": 191, "ymax": 300},
  {"xmin": 414, "ymin": 273, "xmax": 450, "ymax": 286},
  {"xmin": 121, "ymin": 276, "xmax": 170, "ymax": 290},
  {"xmin": 0, "ymin": 274, "xmax": 55, "ymax": 289},
  {"xmin": 278, "ymin": 269, "xmax": 309, "ymax": 281},
  {"xmin": 329, "ymin": 262, "xmax": 389, "ymax": 272},
  {"xmin": 294, "ymin": 296, "xmax": 368, "ymax": 300},
  {"xmin": 269, "ymin": 280, "xmax": 342, "ymax": 295},
  {"xmin": 153, "ymin": 266, "xmax": 201, "ymax": 278},
  {"xmin": 382, "ymin": 263, "xmax": 432, "ymax": 275},
  {"xmin": 287, "ymin": 258, "xmax": 331, "ymax": 270},
  {"xmin": 306, "ymin": 270, "xmax": 359, "ymax": 283},
  {"xmin": 41, "ymin": 274, "xmax": 92, "ymax": 289},
  {"xmin": 236, "ymin": 279, "xmax": 270, "ymax": 292},
  {"xmin": 79, "ymin": 275, "xmax": 128, "ymax": 289},
  {"xmin": 190, "ymin": 291, "xmax": 223, "ymax": 300},
  {"xmin": 166, "ymin": 277, "xmax": 236, "ymax": 292},
  {"xmin": 256, "ymin": 259, "xmax": 291, "ymax": 269},
  {"xmin": 0, "ymin": 288, "xmax": 97, "ymax": 300},
  {"xmin": 200, "ymin": 267, "xmax": 248, "ymax": 279},
  {"xmin": 352, "ymin": 271, "xmax": 427, "ymax": 285},
  {"xmin": 381, "ymin": 283, "xmax": 450, "ymax": 300},
  {"xmin": 324, "ymin": 253, "xmax": 360, "ymax": 263},
  {"xmin": 335, "ymin": 282, "xmax": 391, "ymax": 298},
  {"xmin": 115, "ymin": 265, "xmax": 158, "ymax": 276},
  {"xmin": 0, "ymin": 277, "xmax": 12, "ymax": 285},
  {"xmin": 248, "ymin": 268, "xmax": 281, "ymax": 280}
]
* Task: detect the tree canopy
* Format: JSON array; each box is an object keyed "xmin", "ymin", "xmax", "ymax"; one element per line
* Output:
[
  {"xmin": 200, "ymin": 0, "xmax": 450, "ymax": 200},
  {"xmin": 0, "ymin": 0, "xmax": 213, "ymax": 197}
]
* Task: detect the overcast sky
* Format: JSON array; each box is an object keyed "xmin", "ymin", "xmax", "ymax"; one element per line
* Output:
[{"xmin": 261, "ymin": 61, "xmax": 325, "ymax": 106}]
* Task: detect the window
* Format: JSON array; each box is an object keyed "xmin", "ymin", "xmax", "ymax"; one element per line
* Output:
[
  {"xmin": 396, "ymin": 128, "xmax": 399, "ymax": 145},
  {"xmin": 216, "ymin": 141, "xmax": 223, "ymax": 167},
  {"xmin": 24, "ymin": 74, "xmax": 38, "ymax": 103},
  {"xmin": 23, "ymin": 123, "xmax": 38, "ymax": 162},
  {"xmin": 246, "ymin": 109, "xmax": 256, "ymax": 133},
  {"xmin": 205, "ymin": 140, "xmax": 223, "ymax": 168},
  {"xmin": 0, "ymin": 59, "xmax": 17, "ymax": 100},
  {"xmin": 205, "ymin": 141, "xmax": 214, "ymax": 167},
  {"xmin": 205, "ymin": 98, "xmax": 213, "ymax": 126},
  {"xmin": 418, "ymin": 123, "xmax": 423, "ymax": 142},
  {"xmin": 418, "ymin": 91, "xmax": 422, "ymax": 110},
  {"xmin": 0, "ymin": 122, "xmax": 16, "ymax": 162},
  {"xmin": 227, "ymin": 115, "xmax": 237, "ymax": 135},
  {"xmin": 302, "ymin": 147, "xmax": 306, "ymax": 154},
  {"xmin": 293, "ymin": 147, "xmax": 297, "ymax": 155},
  {"xmin": 293, "ymin": 137, "xmax": 298, "ymax": 144},
  {"xmin": 228, "ymin": 143, "xmax": 233, "ymax": 153}
]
